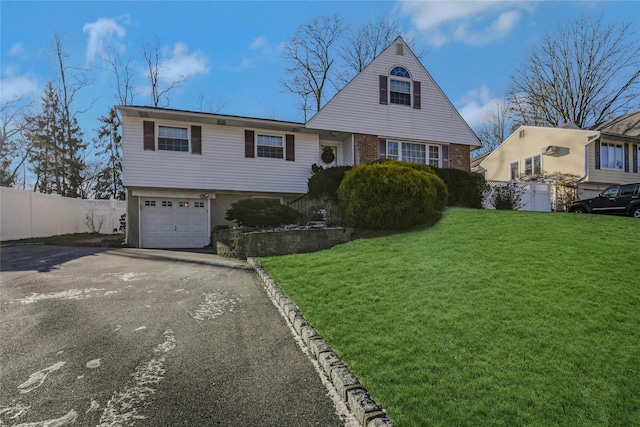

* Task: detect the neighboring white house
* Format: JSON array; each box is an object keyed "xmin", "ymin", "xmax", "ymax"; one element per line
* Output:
[
  {"xmin": 118, "ymin": 37, "xmax": 480, "ymax": 249},
  {"xmin": 478, "ymin": 110, "xmax": 640, "ymax": 209}
]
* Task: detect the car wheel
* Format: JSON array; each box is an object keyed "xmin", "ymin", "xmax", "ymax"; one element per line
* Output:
[
  {"xmin": 632, "ymin": 206, "xmax": 640, "ymax": 219},
  {"xmin": 572, "ymin": 207, "xmax": 587, "ymax": 214}
]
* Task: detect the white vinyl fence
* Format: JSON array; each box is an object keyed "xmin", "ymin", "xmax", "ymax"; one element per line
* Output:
[
  {"xmin": 0, "ymin": 186, "xmax": 127, "ymax": 241},
  {"xmin": 483, "ymin": 180, "xmax": 552, "ymax": 212}
]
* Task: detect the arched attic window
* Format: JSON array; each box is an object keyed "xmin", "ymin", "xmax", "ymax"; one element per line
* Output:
[
  {"xmin": 379, "ymin": 66, "xmax": 421, "ymax": 109},
  {"xmin": 390, "ymin": 66, "xmax": 411, "ymax": 105}
]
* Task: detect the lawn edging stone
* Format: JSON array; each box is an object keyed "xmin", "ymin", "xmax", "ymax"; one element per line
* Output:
[{"xmin": 247, "ymin": 257, "xmax": 393, "ymax": 427}]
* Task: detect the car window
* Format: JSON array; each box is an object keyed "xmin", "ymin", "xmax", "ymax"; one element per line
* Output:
[
  {"xmin": 601, "ymin": 186, "xmax": 619, "ymax": 198},
  {"xmin": 619, "ymin": 184, "xmax": 636, "ymax": 196}
]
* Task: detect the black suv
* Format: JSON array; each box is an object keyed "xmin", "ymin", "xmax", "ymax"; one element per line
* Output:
[{"xmin": 569, "ymin": 183, "xmax": 640, "ymax": 218}]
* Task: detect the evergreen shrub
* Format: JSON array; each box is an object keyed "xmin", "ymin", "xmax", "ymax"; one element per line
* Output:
[
  {"xmin": 338, "ymin": 161, "xmax": 448, "ymax": 230},
  {"xmin": 225, "ymin": 198, "xmax": 299, "ymax": 228},
  {"xmin": 431, "ymin": 167, "xmax": 488, "ymax": 208},
  {"xmin": 308, "ymin": 166, "xmax": 353, "ymax": 200}
]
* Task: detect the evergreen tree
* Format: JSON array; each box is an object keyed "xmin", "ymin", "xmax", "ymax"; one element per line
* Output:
[
  {"xmin": 94, "ymin": 107, "xmax": 124, "ymax": 200},
  {"xmin": 25, "ymin": 82, "xmax": 86, "ymax": 197}
]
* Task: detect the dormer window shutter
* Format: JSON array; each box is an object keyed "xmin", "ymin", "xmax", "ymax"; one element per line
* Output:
[
  {"xmin": 595, "ymin": 141, "xmax": 601, "ymax": 169},
  {"xmin": 413, "ymin": 81, "xmax": 421, "ymax": 109},
  {"xmin": 286, "ymin": 134, "xmax": 295, "ymax": 161},
  {"xmin": 245, "ymin": 130, "xmax": 255, "ymax": 158},
  {"xmin": 379, "ymin": 76, "xmax": 388, "ymax": 105},
  {"xmin": 191, "ymin": 125, "xmax": 202, "ymax": 155},
  {"xmin": 143, "ymin": 121, "xmax": 155, "ymax": 151},
  {"xmin": 378, "ymin": 138, "xmax": 387, "ymax": 159}
]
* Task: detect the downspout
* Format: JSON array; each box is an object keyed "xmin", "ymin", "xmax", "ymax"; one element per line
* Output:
[
  {"xmin": 123, "ymin": 190, "xmax": 129, "ymax": 245},
  {"xmin": 577, "ymin": 132, "xmax": 600, "ymax": 198}
]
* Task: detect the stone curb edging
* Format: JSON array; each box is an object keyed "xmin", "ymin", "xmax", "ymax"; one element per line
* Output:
[{"xmin": 247, "ymin": 257, "xmax": 394, "ymax": 427}]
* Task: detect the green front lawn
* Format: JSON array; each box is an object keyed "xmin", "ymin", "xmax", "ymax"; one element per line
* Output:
[{"xmin": 258, "ymin": 208, "xmax": 640, "ymax": 426}]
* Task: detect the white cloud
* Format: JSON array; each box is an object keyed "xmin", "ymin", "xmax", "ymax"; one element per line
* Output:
[
  {"xmin": 83, "ymin": 17, "xmax": 126, "ymax": 63},
  {"xmin": 455, "ymin": 10, "xmax": 522, "ymax": 45},
  {"xmin": 0, "ymin": 66, "xmax": 39, "ymax": 101},
  {"xmin": 160, "ymin": 43, "xmax": 209, "ymax": 82},
  {"xmin": 399, "ymin": 1, "xmax": 533, "ymax": 46},
  {"xmin": 456, "ymin": 85, "xmax": 501, "ymax": 128},
  {"xmin": 9, "ymin": 43, "xmax": 24, "ymax": 56},
  {"xmin": 250, "ymin": 36, "xmax": 267, "ymax": 50}
]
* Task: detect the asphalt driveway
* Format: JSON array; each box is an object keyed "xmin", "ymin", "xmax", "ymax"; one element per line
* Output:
[{"xmin": 0, "ymin": 245, "xmax": 355, "ymax": 426}]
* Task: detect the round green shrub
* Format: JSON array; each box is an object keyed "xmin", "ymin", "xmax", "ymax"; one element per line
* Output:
[
  {"xmin": 225, "ymin": 198, "xmax": 299, "ymax": 228},
  {"xmin": 338, "ymin": 161, "xmax": 448, "ymax": 230}
]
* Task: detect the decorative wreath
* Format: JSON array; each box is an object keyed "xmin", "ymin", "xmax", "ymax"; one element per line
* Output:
[{"xmin": 321, "ymin": 146, "xmax": 335, "ymax": 164}]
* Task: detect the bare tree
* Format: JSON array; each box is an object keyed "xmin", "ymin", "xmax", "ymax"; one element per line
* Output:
[
  {"xmin": 110, "ymin": 49, "xmax": 136, "ymax": 106},
  {"xmin": 282, "ymin": 15, "xmax": 346, "ymax": 120},
  {"xmin": 197, "ymin": 89, "xmax": 227, "ymax": 113},
  {"xmin": 142, "ymin": 36, "xmax": 187, "ymax": 108},
  {"xmin": 475, "ymin": 99, "xmax": 513, "ymax": 154},
  {"xmin": 509, "ymin": 14, "xmax": 640, "ymax": 128},
  {"xmin": 337, "ymin": 19, "xmax": 424, "ymax": 87},
  {"xmin": 50, "ymin": 33, "xmax": 90, "ymax": 197},
  {"xmin": 0, "ymin": 98, "xmax": 32, "ymax": 187}
]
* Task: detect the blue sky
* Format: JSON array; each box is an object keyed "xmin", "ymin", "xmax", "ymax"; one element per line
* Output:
[{"xmin": 2, "ymin": 0, "xmax": 639, "ymax": 143}]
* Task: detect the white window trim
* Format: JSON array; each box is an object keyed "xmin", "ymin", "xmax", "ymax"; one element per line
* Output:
[
  {"xmin": 389, "ymin": 66, "xmax": 412, "ymax": 107},
  {"xmin": 523, "ymin": 154, "xmax": 542, "ymax": 176},
  {"xmin": 385, "ymin": 140, "xmax": 441, "ymax": 167},
  {"xmin": 510, "ymin": 161, "xmax": 519, "ymax": 180},
  {"xmin": 256, "ymin": 133, "xmax": 285, "ymax": 160},
  {"xmin": 157, "ymin": 124, "xmax": 191, "ymax": 153}
]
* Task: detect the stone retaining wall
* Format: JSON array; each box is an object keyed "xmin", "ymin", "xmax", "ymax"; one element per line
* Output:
[
  {"xmin": 248, "ymin": 258, "xmax": 394, "ymax": 426},
  {"xmin": 213, "ymin": 227, "xmax": 353, "ymax": 259}
]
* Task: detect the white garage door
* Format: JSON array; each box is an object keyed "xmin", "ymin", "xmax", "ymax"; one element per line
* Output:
[{"xmin": 141, "ymin": 198, "xmax": 209, "ymax": 248}]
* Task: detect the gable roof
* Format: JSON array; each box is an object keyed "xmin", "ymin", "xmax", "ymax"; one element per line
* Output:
[
  {"xmin": 306, "ymin": 36, "xmax": 479, "ymax": 147},
  {"xmin": 590, "ymin": 109, "xmax": 640, "ymax": 138},
  {"xmin": 478, "ymin": 125, "xmax": 597, "ymax": 168}
]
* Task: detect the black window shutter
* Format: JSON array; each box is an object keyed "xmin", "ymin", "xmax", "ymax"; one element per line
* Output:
[
  {"xmin": 595, "ymin": 141, "xmax": 601, "ymax": 170},
  {"xmin": 379, "ymin": 75, "xmax": 388, "ymax": 105},
  {"xmin": 143, "ymin": 121, "xmax": 155, "ymax": 151},
  {"xmin": 378, "ymin": 138, "xmax": 387, "ymax": 159},
  {"xmin": 191, "ymin": 125, "xmax": 202, "ymax": 155},
  {"xmin": 286, "ymin": 134, "xmax": 295, "ymax": 161},
  {"xmin": 245, "ymin": 130, "xmax": 255, "ymax": 158},
  {"xmin": 624, "ymin": 143, "xmax": 629, "ymax": 172},
  {"xmin": 413, "ymin": 81, "xmax": 421, "ymax": 109},
  {"xmin": 633, "ymin": 144, "xmax": 638, "ymax": 173}
]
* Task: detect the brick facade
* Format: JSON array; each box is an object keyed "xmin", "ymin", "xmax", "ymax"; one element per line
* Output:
[
  {"xmin": 354, "ymin": 134, "xmax": 380, "ymax": 165},
  {"xmin": 354, "ymin": 133, "xmax": 471, "ymax": 172},
  {"xmin": 449, "ymin": 143, "xmax": 470, "ymax": 172}
]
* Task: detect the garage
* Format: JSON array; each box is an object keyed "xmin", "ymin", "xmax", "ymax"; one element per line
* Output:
[{"xmin": 140, "ymin": 197, "xmax": 209, "ymax": 248}]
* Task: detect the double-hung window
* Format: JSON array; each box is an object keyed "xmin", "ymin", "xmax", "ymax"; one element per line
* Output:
[
  {"xmin": 389, "ymin": 67, "xmax": 411, "ymax": 106},
  {"xmin": 524, "ymin": 155, "xmax": 541, "ymax": 176},
  {"xmin": 158, "ymin": 126, "xmax": 189, "ymax": 152},
  {"xmin": 387, "ymin": 141, "xmax": 399, "ymax": 160},
  {"xmin": 428, "ymin": 146, "xmax": 440, "ymax": 167},
  {"xmin": 600, "ymin": 143, "xmax": 624, "ymax": 170},
  {"xmin": 510, "ymin": 162, "xmax": 519, "ymax": 180},
  {"xmin": 257, "ymin": 134, "xmax": 283, "ymax": 159}
]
